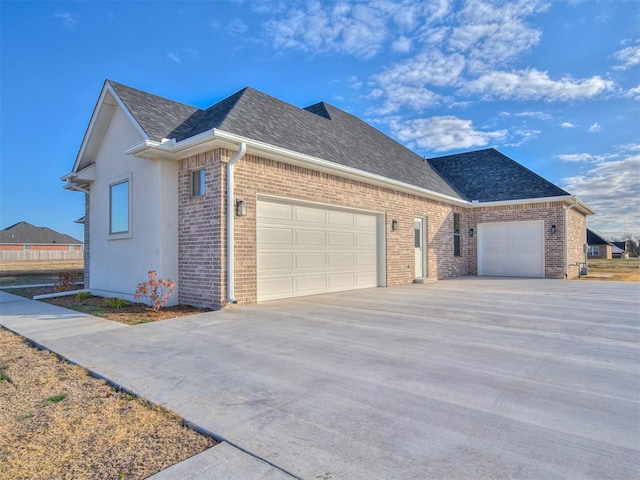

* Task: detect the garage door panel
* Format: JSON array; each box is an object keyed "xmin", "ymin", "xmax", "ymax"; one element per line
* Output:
[
  {"xmin": 295, "ymin": 252, "xmax": 326, "ymax": 269},
  {"xmin": 296, "ymin": 230, "xmax": 326, "ymax": 246},
  {"xmin": 258, "ymin": 202, "xmax": 293, "ymax": 222},
  {"xmin": 328, "ymin": 253, "xmax": 354, "ymax": 267},
  {"xmin": 356, "ymin": 233, "xmax": 376, "ymax": 246},
  {"xmin": 258, "ymin": 276, "xmax": 293, "ymax": 299},
  {"xmin": 328, "ymin": 273, "xmax": 355, "ymax": 289},
  {"xmin": 259, "ymin": 227, "xmax": 293, "ymax": 245},
  {"xmin": 478, "ymin": 221, "xmax": 544, "ymax": 278},
  {"xmin": 328, "ymin": 211, "xmax": 355, "ymax": 226},
  {"xmin": 295, "ymin": 206, "xmax": 326, "ymax": 224},
  {"xmin": 258, "ymin": 199, "xmax": 379, "ymax": 301},
  {"xmin": 356, "ymin": 214, "xmax": 377, "ymax": 228},
  {"xmin": 355, "ymin": 272, "xmax": 377, "ymax": 287},
  {"xmin": 295, "ymin": 275, "xmax": 327, "ymax": 292},
  {"xmin": 258, "ymin": 252, "xmax": 293, "ymax": 270}
]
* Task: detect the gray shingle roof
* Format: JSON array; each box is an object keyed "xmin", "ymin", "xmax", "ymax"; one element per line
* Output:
[
  {"xmin": 0, "ymin": 222, "xmax": 82, "ymax": 245},
  {"xmin": 107, "ymin": 81, "xmax": 461, "ymax": 199},
  {"xmin": 106, "ymin": 81, "xmax": 571, "ymax": 203},
  {"xmin": 427, "ymin": 149, "xmax": 570, "ymax": 202},
  {"xmin": 586, "ymin": 228, "xmax": 610, "ymax": 245}
]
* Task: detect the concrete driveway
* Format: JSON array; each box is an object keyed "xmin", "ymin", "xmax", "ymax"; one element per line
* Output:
[{"xmin": 2, "ymin": 278, "xmax": 639, "ymax": 479}]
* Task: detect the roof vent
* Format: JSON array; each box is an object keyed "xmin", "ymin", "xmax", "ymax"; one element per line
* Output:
[{"xmin": 472, "ymin": 200, "xmax": 480, "ymax": 203}]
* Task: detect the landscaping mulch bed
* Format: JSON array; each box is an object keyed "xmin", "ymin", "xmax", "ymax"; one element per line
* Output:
[
  {"xmin": 0, "ymin": 286, "xmax": 210, "ymax": 325},
  {"xmin": 45, "ymin": 294, "xmax": 210, "ymax": 325},
  {"xmin": 0, "ymin": 328, "xmax": 215, "ymax": 480}
]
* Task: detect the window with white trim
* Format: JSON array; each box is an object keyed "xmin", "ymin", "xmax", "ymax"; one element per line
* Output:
[
  {"xmin": 192, "ymin": 169, "xmax": 205, "ymax": 197},
  {"xmin": 110, "ymin": 179, "xmax": 130, "ymax": 235},
  {"xmin": 588, "ymin": 245, "xmax": 600, "ymax": 256},
  {"xmin": 453, "ymin": 213, "xmax": 461, "ymax": 257}
]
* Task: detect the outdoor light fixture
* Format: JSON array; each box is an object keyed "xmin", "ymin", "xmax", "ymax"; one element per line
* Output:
[
  {"xmin": 551, "ymin": 224, "xmax": 556, "ymax": 234},
  {"xmin": 469, "ymin": 228, "xmax": 474, "ymax": 237},
  {"xmin": 236, "ymin": 199, "xmax": 247, "ymax": 217},
  {"xmin": 391, "ymin": 220, "xmax": 398, "ymax": 231}
]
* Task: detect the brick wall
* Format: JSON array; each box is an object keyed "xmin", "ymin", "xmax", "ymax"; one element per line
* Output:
[
  {"xmin": 229, "ymin": 150, "xmax": 467, "ymax": 306},
  {"xmin": 176, "ymin": 147, "xmax": 584, "ymax": 308},
  {"xmin": 466, "ymin": 202, "xmax": 566, "ymax": 278},
  {"xmin": 177, "ymin": 150, "xmax": 225, "ymax": 308},
  {"xmin": 567, "ymin": 208, "xmax": 588, "ymax": 276}
]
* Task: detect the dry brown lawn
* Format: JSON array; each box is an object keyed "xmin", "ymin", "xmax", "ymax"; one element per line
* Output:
[
  {"xmin": 581, "ymin": 258, "xmax": 640, "ymax": 282},
  {"xmin": 0, "ymin": 259, "xmax": 83, "ymax": 274},
  {"xmin": 0, "ymin": 329, "xmax": 215, "ymax": 480}
]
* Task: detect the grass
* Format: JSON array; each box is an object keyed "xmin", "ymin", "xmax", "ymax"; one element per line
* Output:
[
  {"xmin": 581, "ymin": 257, "xmax": 640, "ymax": 282},
  {"xmin": 0, "ymin": 328, "xmax": 215, "ymax": 480}
]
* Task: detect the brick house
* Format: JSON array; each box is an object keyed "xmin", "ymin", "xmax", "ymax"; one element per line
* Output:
[
  {"xmin": 62, "ymin": 81, "xmax": 594, "ymax": 308},
  {"xmin": 0, "ymin": 221, "xmax": 83, "ymax": 261},
  {"xmin": 586, "ymin": 229, "xmax": 614, "ymax": 259}
]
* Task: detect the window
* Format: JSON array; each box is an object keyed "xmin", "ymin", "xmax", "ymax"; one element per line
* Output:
[
  {"xmin": 69, "ymin": 245, "xmax": 75, "ymax": 251},
  {"xmin": 588, "ymin": 246, "xmax": 600, "ymax": 256},
  {"xmin": 453, "ymin": 213, "xmax": 461, "ymax": 257},
  {"xmin": 110, "ymin": 179, "xmax": 129, "ymax": 234},
  {"xmin": 192, "ymin": 169, "xmax": 205, "ymax": 197},
  {"xmin": 24, "ymin": 245, "xmax": 30, "ymax": 250}
]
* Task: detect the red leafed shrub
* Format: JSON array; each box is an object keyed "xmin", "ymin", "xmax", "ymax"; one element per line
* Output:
[{"xmin": 134, "ymin": 270, "xmax": 176, "ymax": 312}]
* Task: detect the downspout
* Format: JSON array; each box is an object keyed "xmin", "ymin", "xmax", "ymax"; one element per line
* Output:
[
  {"xmin": 563, "ymin": 198, "xmax": 579, "ymax": 278},
  {"xmin": 227, "ymin": 142, "xmax": 247, "ymax": 304}
]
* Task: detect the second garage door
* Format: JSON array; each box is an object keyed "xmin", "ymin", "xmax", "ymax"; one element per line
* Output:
[
  {"xmin": 478, "ymin": 221, "xmax": 545, "ymax": 278},
  {"xmin": 257, "ymin": 199, "xmax": 379, "ymax": 302}
]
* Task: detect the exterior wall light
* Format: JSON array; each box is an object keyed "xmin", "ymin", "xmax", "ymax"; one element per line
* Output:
[
  {"xmin": 469, "ymin": 228, "xmax": 474, "ymax": 237},
  {"xmin": 236, "ymin": 199, "xmax": 247, "ymax": 217},
  {"xmin": 551, "ymin": 224, "xmax": 556, "ymax": 234},
  {"xmin": 391, "ymin": 220, "xmax": 398, "ymax": 231}
]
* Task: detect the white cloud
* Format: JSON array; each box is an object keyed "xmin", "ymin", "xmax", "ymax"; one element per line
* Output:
[
  {"xmin": 625, "ymin": 84, "xmax": 640, "ymax": 101},
  {"xmin": 388, "ymin": 115, "xmax": 507, "ymax": 151},
  {"xmin": 556, "ymin": 153, "xmax": 606, "ymax": 163},
  {"xmin": 449, "ymin": 0, "xmax": 547, "ymax": 71},
  {"xmin": 463, "ymin": 69, "xmax": 615, "ymax": 101},
  {"xmin": 54, "ymin": 12, "xmax": 79, "ymax": 27},
  {"xmin": 562, "ymin": 154, "xmax": 640, "ymax": 237},
  {"xmin": 265, "ymin": 1, "xmax": 391, "ymax": 59},
  {"xmin": 166, "ymin": 52, "xmax": 181, "ymax": 63},
  {"xmin": 513, "ymin": 111, "xmax": 551, "ymax": 120},
  {"xmin": 588, "ymin": 122, "xmax": 602, "ymax": 133},
  {"xmin": 227, "ymin": 18, "xmax": 248, "ymax": 35},
  {"xmin": 613, "ymin": 40, "xmax": 640, "ymax": 70},
  {"xmin": 392, "ymin": 36, "xmax": 412, "ymax": 53},
  {"xmin": 561, "ymin": 122, "xmax": 575, "ymax": 128}
]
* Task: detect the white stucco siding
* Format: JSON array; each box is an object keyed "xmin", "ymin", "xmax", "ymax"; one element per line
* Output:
[{"xmin": 89, "ymin": 106, "xmax": 179, "ymax": 304}]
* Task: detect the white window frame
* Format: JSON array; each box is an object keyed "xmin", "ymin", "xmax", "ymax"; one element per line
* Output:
[
  {"xmin": 588, "ymin": 245, "xmax": 600, "ymax": 256},
  {"xmin": 108, "ymin": 174, "xmax": 132, "ymax": 240}
]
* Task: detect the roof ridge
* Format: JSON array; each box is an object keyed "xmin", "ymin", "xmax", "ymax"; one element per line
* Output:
[{"xmin": 107, "ymin": 80, "xmax": 198, "ymax": 110}]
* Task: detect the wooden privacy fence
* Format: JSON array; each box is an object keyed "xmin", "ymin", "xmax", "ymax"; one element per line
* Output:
[{"xmin": 0, "ymin": 250, "xmax": 84, "ymax": 261}]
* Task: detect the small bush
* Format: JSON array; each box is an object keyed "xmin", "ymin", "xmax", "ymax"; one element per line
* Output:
[
  {"xmin": 76, "ymin": 291, "xmax": 92, "ymax": 300},
  {"xmin": 54, "ymin": 271, "xmax": 78, "ymax": 292},
  {"xmin": 134, "ymin": 270, "xmax": 176, "ymax": 312},
  {"xmin": 103, "ymin": 297, "xmax": 130, "ymax": 309}
]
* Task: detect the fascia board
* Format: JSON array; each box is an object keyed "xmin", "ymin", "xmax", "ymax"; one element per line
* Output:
[
  {"xmin": 472, "ymin": 195, "xmax": 596, "ymax": 215},
  {"xmin": 70, "ymin": 81, "xmax": 149, "ymax": 174}
]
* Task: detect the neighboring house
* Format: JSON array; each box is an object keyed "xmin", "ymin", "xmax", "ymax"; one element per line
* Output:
[
  {"xmin": 586, "ymin": 229, "xmax": 613, "ymax": 259},
  {"xmin": 611, "ymin": 241, "xmax": 630, "ymax": 259},
  {"xmin": 62, "ymin": 80, "xmax": 594, "ymax": 308},
  {"xmin": 0, "ymin": 221, "xmax": 83, "ymax": 261}
]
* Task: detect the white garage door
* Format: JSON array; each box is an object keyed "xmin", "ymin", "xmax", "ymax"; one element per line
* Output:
[
  {"xmin": 257, "ymin": 199, "xmax": 379, "ymax": 301},
  {"xmin": 478, "ymin": 221, "xmax": 545, "ymax": 278}
]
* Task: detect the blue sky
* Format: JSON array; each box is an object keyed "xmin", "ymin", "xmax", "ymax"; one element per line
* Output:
[{"xmin": 1, "ymin": 0, "xmax": 638, "ymax": 242}]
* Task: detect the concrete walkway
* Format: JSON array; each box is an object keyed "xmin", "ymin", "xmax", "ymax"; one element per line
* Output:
[
  {"xmin": 1, "ymin": 278, "xmax": 639, "ymax": 479},
  {"xmin": 0, "ymin": 290, "xmax": 296, "ymax": 480}
]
